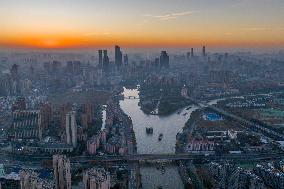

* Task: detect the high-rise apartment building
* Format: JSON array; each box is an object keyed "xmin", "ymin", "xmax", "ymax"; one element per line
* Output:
[
  {"xmin": 66, "ymin": 111, "xmax": 77, "ymax": 148},
  {"xmin": 53, "ymin": 155, "xmax": 71, "ymax": 189}
]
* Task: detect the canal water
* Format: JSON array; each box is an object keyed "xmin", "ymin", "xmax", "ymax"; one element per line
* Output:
[{"xmin": 119, "ymin": 87, "xmax": 198, "ymax": 189}]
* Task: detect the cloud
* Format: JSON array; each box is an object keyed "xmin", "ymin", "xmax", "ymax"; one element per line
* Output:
[
  {"xmin": 103, "ymin": 32, "xmax": 112, "ymax": 35},
  {"xmin": 83, "ymin": 32, "xmax": 98, "ymax": 36},
  {"xmin": 231, "ymin": 0, "xmax": 275, "ymax": 8},
  {"xmin": 225, "ymin": 32, "xmax": 233, "ymax": 36},
  {"xmin": 240, "ymin": 27, "xmax": 271, "ymax": 31},
  {"xmin": 172, "ymin": 11, "xmax": 196, "ymax": 16},
  {"xmin": 136, "ymin": 19, "xmax": 149, "ymax": 27},
  {"xmin": 84, "ymin": 32, "xmax": 112, "ymax": 37},
  {"xmin": 240, "ymin": 27, "xmax": 284, "ymax": 32},
  {"xmin": 144, "ymin": 10, "xmax": 197, "ymax": 21}
]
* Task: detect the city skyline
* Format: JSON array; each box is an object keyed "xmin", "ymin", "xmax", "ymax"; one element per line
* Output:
[{"xmin": 1, "ymin": 0, "xmax": 284, "ymax": 49}]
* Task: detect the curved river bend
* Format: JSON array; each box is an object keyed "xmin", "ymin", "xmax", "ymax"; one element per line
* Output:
[{"xmin": 120, "ymin": 88, "xmax": 198, "ymax": 189}]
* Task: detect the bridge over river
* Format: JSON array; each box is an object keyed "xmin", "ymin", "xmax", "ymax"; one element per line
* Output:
[
  {"xmin": 8, "ymin": 152, "xmax": 284, "ymax": 163},
  {"xmin": 124, "ymin": 96, "xmax": 140, "ymax": 99}
]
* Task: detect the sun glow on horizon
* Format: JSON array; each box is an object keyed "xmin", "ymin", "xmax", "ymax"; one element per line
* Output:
[{"xmin": 1, "ymin": 0, "xmax": 284, "ymax": 49}]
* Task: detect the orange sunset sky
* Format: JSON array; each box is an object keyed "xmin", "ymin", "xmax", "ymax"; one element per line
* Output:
[{"xmin": 1, "ymin": 0, "xmax": 284, "ymax": 49}]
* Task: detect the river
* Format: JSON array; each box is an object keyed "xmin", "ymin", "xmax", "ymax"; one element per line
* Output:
[{"xmin": 119, "ymin": 87, "xmax": 199, "ymax": 189}]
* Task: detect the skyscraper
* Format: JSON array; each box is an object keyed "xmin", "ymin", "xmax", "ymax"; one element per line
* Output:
[
  {"xmin": 66, "ymin": 111, "xmax": 77, "ymax": 148},
  {"xmin": 124, "ymin": 54, "xmax": 128, "ymax": 65},
  {"xmin": 202, "ymin": 46, "xmax": 206, "ymax": 57},
  {"xmin": 103, "ymin": 50, "xmax": 109, "ymax": 72},
  {"xmin": 191, "ymin": 48, "xmax": 194, "ymax": 57},
  {"xmin": 115, "ymin": 45, "xmax": 123, "ymax": 67},
  {"xmin": 186, "ymin": 52, "xmax": 190, "ymax": 60},
  {"xmin": 53, "ymin": 155, "xmax": 71, "ymax": 189},
  {"xmin": 83, "ymin": 168, "xmax": 110, "ymax": 189},
  {"xmin": 160, "ymin": 51, "xmax": 169, "ymax": 68},
  {"xmin": 98, "ymin": 50, "xmax": 103, "ymax": 68}
]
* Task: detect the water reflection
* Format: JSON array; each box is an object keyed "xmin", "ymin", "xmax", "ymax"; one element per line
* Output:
[{"xmin": 101, "ymin": 105, "xmax": 107, "ymax": 131}]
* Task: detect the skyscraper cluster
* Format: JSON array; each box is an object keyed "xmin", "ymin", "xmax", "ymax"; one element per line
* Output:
[
  {"xmin": 98, "ymin": 49, "xmax": 110, "ymax": 73},
  {"xmin": 186, "ymin": 46, "xmax": 206, "ymax": 59},
  {"xmin": 98, "ymin": 46, "xmax": 126, "ymax": 72}
]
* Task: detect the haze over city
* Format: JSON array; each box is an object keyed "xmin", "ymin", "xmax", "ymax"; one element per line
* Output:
[{"xmin": 1, "ymin": 1, "xmax": 284, "ymax": 189}]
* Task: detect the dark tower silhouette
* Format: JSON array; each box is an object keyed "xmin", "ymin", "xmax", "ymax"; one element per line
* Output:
[
  {"xmin": 160, "ymin": 51, "xmax": 169, "ymax": 68},
  {"xmin": 98, "ymin": 50, "xmax": 103, "ymax": 68},
  {"xmin": 115, "ymin": 45, "xmax": 123, "ymax": 67},
  {"xmin": 202, "ymin": 46, "xmax": 206, "ymax": 57},
  {"xmin": 191, "ymin": 48, "xmax": 194, "ymax": 57},
  {"xmin": 103, "ymin": 50, "xmax": 109, "ymax": 72}
]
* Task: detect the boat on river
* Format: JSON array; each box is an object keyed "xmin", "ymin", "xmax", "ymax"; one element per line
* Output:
[
  {"xmin": 158, "ymin": 133, "xmax": 163, "ymax": 141},
  {"xmin": 186, "ymin": 106, "xmax": 192, "ymax": 110},
  {"xmin": 146, "ymin": 127, "xmax": 153, "ymax": 134}
]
